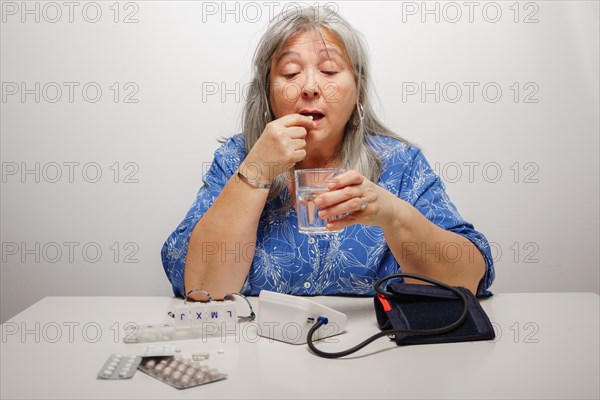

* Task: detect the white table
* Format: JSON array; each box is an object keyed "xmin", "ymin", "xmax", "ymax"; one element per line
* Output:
[{"xmin": 1, "ymin": 293, "xmax": 598, "ymax": 399}]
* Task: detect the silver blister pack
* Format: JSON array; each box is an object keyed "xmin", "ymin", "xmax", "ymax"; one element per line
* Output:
[
  {"xmin": 97, "ymin": 354, "xmax": 141, "ymax": 380},
  {"xmin": 137, "ymin": 356, "xmax": 227, "ymax": 389}
]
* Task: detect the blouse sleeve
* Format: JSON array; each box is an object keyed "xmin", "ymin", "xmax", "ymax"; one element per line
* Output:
[
  {"xmin": 399, "ymin": 147, "xmax": 495, "ymax": 297},
  {"xmin": 160, "ymin": 136, "xmax": 244, "ymax": 297}
]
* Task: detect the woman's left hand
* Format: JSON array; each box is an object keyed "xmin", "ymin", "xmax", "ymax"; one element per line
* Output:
[{"xmin": 313, "ymin": 170, "xmax": 403, "ymax": 232}]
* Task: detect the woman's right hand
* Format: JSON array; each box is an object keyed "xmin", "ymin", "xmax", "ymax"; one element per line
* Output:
[{"xmin": 239, "ymin": 114, "xmax": 316, "ymax": 185}]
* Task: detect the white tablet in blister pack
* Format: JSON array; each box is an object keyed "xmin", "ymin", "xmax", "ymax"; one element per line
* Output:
[{"xmin": 96, "ymin": 354, "xmax": 141, "ymax": 380}]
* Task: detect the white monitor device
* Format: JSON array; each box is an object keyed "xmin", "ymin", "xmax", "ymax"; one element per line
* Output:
[{"xmin": 257, "ymin": 290, "xmax": 348, "ymax": 344}]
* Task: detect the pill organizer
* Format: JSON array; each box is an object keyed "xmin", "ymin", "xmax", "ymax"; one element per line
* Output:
[
  {"xmin": 97, "ymin": 354, "xmax": 142, "ymax": 380},
  {"xmin": 138, "ymin": 356, "xmax": 227, "ymax": 389}
]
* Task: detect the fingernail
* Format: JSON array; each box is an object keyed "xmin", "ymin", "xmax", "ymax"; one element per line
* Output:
[{"xmin": 314, "ymin": 198, "xmax": 323, "ymax": 207}]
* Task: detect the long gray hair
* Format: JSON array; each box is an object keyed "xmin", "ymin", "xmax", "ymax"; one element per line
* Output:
[{"xmin": 242, "ymin": 5, "xmax": 408, "ymax": 208}]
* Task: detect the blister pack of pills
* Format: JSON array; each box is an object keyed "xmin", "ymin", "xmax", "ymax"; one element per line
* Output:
[
  {"xmin": 138, "ymin": 356, "xmax": 227, "ymax": 389},
  {"xmin": 142, "ymin": 344, "xmax": 177, "ymax": 357},
  {"xmin": 97, "ymin": 354, "xmax": 142, "ymax": 380}
]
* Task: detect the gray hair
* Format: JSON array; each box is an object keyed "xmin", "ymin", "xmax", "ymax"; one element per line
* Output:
[{"xmin": 242, "ymin": 5, "xmax": 409, "ymax": 209}]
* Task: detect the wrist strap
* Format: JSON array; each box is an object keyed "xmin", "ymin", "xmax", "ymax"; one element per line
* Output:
[{"xmin": 237, "ymin": 170, "xmax": 271, "ymax": 189}]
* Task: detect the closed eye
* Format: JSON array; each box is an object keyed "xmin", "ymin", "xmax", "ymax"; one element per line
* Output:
[
  {"xmin": 284, "ymin": 73, "xmax": 299, "ymax": 79},
  {"xmin": 322, "ymin": 71, "xmax": 338, "ymax": 76}
]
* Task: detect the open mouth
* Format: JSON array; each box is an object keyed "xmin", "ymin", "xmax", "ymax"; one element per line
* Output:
[{"xmin": 299, "ymin": 111, "xmax": 325, "ymax": 121}]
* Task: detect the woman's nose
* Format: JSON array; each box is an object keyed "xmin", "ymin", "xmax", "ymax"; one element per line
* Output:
[{"xmin": 301, "ymin": 74, "xmax": 321, "ymax": 99}]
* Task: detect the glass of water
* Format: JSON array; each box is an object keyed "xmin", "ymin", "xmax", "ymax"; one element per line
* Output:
[{"xmin": 294, "ymin": 168, "xmax": 345, "ymax": 234}]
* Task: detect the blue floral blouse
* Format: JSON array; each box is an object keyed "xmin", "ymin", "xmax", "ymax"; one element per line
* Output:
[{"xmin": 161, "ymin": 134, "xmax": 495, "ymax": 298}]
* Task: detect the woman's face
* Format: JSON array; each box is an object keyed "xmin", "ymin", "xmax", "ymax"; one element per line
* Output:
[{"xmin": 269, "ymin": 29, "xmax": 357, "ymax": 159}]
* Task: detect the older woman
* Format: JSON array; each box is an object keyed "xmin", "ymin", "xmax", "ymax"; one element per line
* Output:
[{"xmin": 162, "ymin": 6, "xmax": 494, "ymax": 300}]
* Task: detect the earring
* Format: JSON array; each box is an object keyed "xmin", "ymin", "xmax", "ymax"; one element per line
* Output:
[{"xmin": 357, "ymin": 102, "xmax": 365, "ymax": 124}]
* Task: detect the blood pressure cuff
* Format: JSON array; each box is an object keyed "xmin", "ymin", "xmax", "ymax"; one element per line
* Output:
[{"xmin": 374, "ymin": 283, "xmax": 495, "ymax": 345}]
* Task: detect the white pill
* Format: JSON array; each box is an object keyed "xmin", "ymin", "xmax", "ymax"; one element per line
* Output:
[
  {"xmin": 171, "ymin": 370, "xmax": 182, "ymax": 382},
  {"xmin": 154, "ymin": 364, "xmax": 165, "ymax": 372},
  {"xmin": 217, "ymin": 349, "xmax": 225, "ymax": 354},
  {"xmin": 103, "ymin": 369, "xmax": 112, "ymax": 376},
  {"xmin": 208, "ymin": 368, "xmax": 220, "ymax": 379},
  {"xmin": 200, "ymin": 352, "xmax": 209, "ymax": 359},
  {"xmin": 200, "ymin": 365, "xmax": 209, "ymax": 373},
  {"xmin": 176, "ymin": 364, "xmax": 187, "ymax": 372},
  {"xmin": 180, "ymin": 375, "xmax": 191, "ymax": 385},
  {"xmin": 159, "ymin": 359, "xmax": 168, "ymax": 365},
  {"xmin": 194, "ymin": 371, "xmax": 206, "ymax": 383},
  {"xmin": 168, "ymin": 360, "xmax": 179, "ymax": 368},
  {"xmin": 163, "ymin": 367, "xmax": 173, "ymax": 377},
  {"xmin": 119, "ymin": 370, "xmax": 128, "ymax": 377},
  {"xmin": 145, "ymin": 360, "xmax": 156, "ymax": 369}
]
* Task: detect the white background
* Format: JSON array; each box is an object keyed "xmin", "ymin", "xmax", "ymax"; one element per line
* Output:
[{"xmin": 1, "ymin": 1, "xmax": 598, "ymax": 322}]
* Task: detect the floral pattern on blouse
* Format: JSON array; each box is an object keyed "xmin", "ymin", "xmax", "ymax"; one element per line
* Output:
[{"xmin": 161, "ymin": 134, "xmax": 495, "ymax": 298}]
